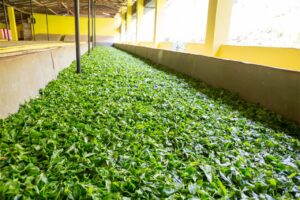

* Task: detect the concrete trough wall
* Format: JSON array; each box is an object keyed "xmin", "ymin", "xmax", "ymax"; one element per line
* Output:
[
  {"xmin": 115, "ymin": 43, "xmax": 300, "ymax": 124},
  {"xmin": 35, "ymin": 34, "xmax": 63, "ymax": 41},
  {"xmin": 63, "ymin": 35, "xmax": 116, "ymax": 43},
  {"xmin": 0, "ymin": 43, "xmax": 88, "ymax": 119}
]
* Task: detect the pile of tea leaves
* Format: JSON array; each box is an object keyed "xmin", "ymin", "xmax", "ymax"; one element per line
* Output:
[{"xmin": 0, "ymin": 47, "xmax": 299, "ymax": 199}]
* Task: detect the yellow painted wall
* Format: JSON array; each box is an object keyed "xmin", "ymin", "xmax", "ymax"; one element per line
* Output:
[
  {"xmin": 127, "ymin": 0, "xmax": 133, "ymax": 40},
  {"xmin": 138, "ymin": 41, "xmax": 155, "ymax": 48},
  {"xmin": 17, "ymin": 24, "xmax": 23, "ymax": 39},
  {"xmin": 158, "ymin": 42, "xmax": 173, "ymax": 50},
  {"xmin": 7, "ymin": 7, "xmax": 18, "ymax": 41},
  {"xmin": 33, "ymin": 13, "xmax": 120, "ymax": 36},
  {"xmin": 137, "ymin": 41, "xmax": 173, "ymax": 49},
  {"xmin": 0, "ymin": 23, "xmax": 6, "ymax": 29},
  {"xmin": 216, "ymin": 45, "xmax": 300, "ymax": 71},
  {"xmin": 185, "ymin": 43, "xmax": 206, "ymax": 55},
  {"xmin": 17, "ymin": 24, "xmax": 23, "ymax": 32},
  {"xmin": 205, "ymin": 0, "xmax": 233, "ymax": 56},
  {"xmin": 136, "ymin": 0, "xmax": 144, "ymax": 42}
]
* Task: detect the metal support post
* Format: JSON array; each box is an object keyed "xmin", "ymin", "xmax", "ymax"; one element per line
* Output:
[
  {"xmin": 74, "ymin": 0, "xmax": 81, "ymax": 73},
  {"xmin": 45, "ymin": 7, "xmax": 49, "ymax": 41},
  {"xmin": 88, "ymin": 0, "xmax": 91, "ymax": 54},
  {"xmin": 30, "ymin": 0, "xmax": 35, "ymax": 40}
]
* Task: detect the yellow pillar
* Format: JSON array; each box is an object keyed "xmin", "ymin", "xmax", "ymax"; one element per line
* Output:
[
  {"xmin": 121, "ymin": 6, "xmax": 126, "ymax": 42},
  {"xmin": 7, "ymin": 7, "xmax": 18, "ymax": 41},
  {"xmin": 204, "ymin": 0, "xmax": 233, "ymax": 56},
  {"xmin": 154, "ymin": 0, "xmax": 165, "ymax": 45},
  {"xmin": 127, "ymin": 0, "xmax": 133, "ymax": 42},
  {"xmin": 136, "ymin": 0, "xmax": 144, "ymax": 42}
]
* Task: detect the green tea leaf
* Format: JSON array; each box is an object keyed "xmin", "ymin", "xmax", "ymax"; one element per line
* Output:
[
  {"xmin": 200, "ymin": 165, "xmax": 213, "ymax": 183},
  {"xmin": 0, "ymin": 47, "xmax": 298, "ymax": 199}
]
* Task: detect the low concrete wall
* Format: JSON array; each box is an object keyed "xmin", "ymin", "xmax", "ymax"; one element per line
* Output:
[
  {"xmin": 63, "ymin": 35, "xmax": 116, "ymax": 43},
  {"xmin": 35, "ymin": 34, "xmax": 62, "ymax": 41},
  {"xmin": 0, "ymin": 43, "xmax": 88, "ymax": 119},
  {"xmin": 64, "ymin": 35, "xmax": 90, "ymax": 42},
  {"xmin": 115, "ymin": 43, "xmax": 300, "ymax": 124}
]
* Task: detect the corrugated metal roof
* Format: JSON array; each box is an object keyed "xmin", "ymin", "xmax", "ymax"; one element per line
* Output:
[{"xmin": 0, "ymin": 0, "xmax": 127, "ymax": 23}]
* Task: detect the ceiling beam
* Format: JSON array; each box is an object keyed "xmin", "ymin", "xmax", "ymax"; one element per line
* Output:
[
  {"xmin": 0, "ymin": 0, "xmax": 126, "ymax": 21},
  {"xmin": 32, "ymin": 0, "xmax": 58, "ymax": 15},
  {"xmin": 61, "ymin": 2, "xmax": 74, "ymax": 15},
  {"xmin": 0, "ymin": 1, "xmax": 30, "ymax": 14}
]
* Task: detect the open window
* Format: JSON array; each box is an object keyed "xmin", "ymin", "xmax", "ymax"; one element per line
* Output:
[
  {"xmin": 140, "ymin": 4, "xmax": 155, "ymax": 42},
  {"xmin": 162, "ymin": 0, "xmax": 209, "ymax": 49},
  {"xmin": 129, "ymin": 13, "xmax": 137, "ymax": 42},
  {"xmin": 229, "ymin": 0, "xmax": 300, "ymax": 49}
]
